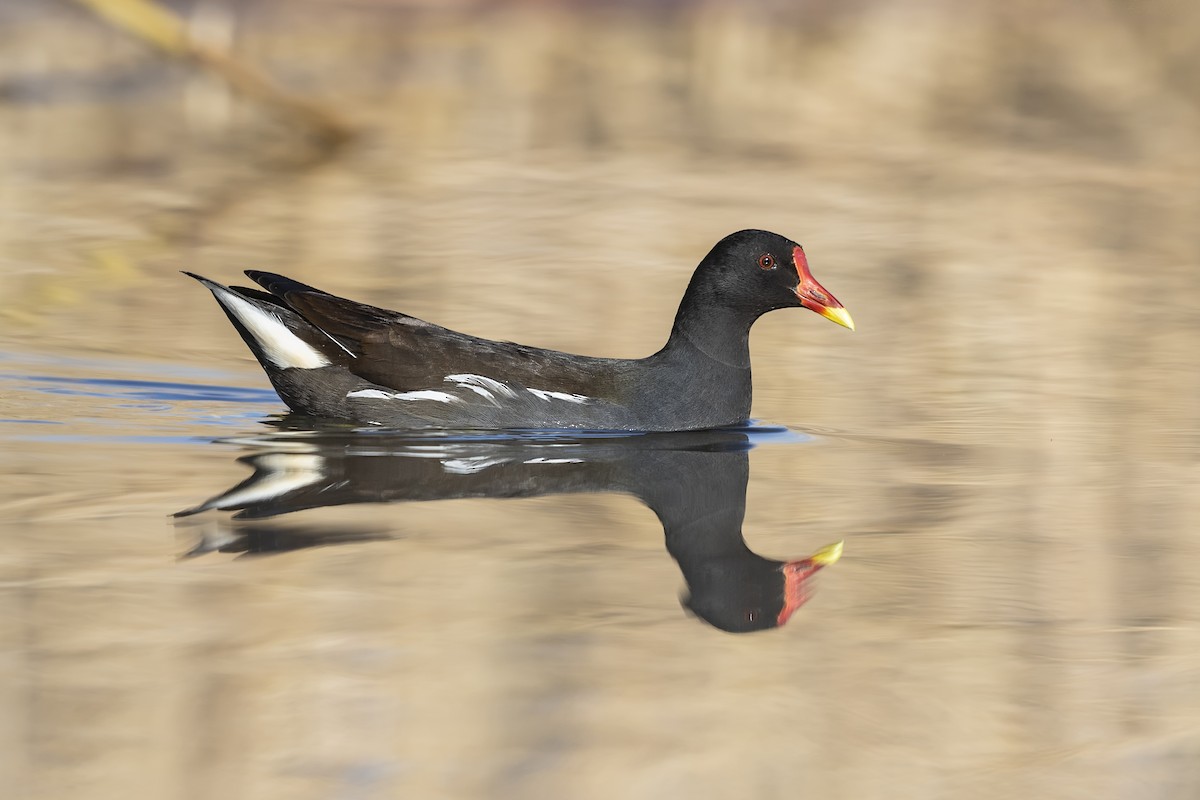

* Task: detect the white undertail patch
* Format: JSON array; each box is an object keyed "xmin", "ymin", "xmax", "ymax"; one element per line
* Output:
[
  {"xmin": 527, "ymin": 388, "xmax": 590, "ymax": 404},
  {"xmin": 212, "ymin": 286, "xmax": 331, "ymax": 369}
]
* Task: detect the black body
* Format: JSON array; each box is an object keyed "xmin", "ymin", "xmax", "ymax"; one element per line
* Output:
[{"xmin": 188, "ymin": 230, "xmax": 843, "ymax": 431}]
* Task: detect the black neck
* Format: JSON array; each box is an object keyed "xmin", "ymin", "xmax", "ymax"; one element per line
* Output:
[
  {"xmin": 663, "ymin": 292, "xmax": 756, "ymax": 369},
  {"xmin": 618, "ymin": 290, "xmax": 757, "ymax": 429}
]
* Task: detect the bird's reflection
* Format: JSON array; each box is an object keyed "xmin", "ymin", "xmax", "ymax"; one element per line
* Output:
[{"xmin": 177, "ymin": 425, "xmax": 841, "ymax": 633}]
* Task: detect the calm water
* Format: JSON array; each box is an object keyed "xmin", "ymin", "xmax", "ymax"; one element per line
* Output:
[{"xmin": 3, "ymin": 3, "xmax": 1200, "ymax": 799}]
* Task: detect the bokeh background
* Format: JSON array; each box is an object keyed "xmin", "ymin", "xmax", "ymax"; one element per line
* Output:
[{"xmin": 2, "ymin": 1, "xmax": 1199, "ymax": 798}]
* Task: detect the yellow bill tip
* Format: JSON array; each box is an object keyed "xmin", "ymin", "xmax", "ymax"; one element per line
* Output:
[
  {"xmin": 809, "ymin": 540, "xmax": 844, "ymax": 566},
  {"xmin": 819, "ymin": 305, "xmax": 855, "ymax": 331}
]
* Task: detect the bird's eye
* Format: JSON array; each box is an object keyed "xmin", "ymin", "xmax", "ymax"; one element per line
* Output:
[{"xmin": 758, "ymin": 254, "xmax": 775, "ymax": 270}]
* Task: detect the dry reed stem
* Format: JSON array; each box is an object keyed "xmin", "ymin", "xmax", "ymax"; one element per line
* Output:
[{"xmin": 68, "ymin": 0, "xmax": 357, "ymax": 146}]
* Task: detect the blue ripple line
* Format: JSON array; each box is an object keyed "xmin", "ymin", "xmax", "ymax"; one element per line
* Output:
[{"xmin": 10, "ymin": 374, "xmax": 279, "ymax": 403}]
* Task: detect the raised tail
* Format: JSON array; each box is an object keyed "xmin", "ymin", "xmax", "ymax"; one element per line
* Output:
[
  {"xmin": 243, "ymin": 270, "xmax": 329, "ymax": 299},
  {"xmin": 184, "ymin": 272, "xmax": 341, "ymax": 371}
]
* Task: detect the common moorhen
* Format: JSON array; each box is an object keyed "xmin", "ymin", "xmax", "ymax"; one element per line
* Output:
[{"xmin": 187, "ymin": 229, "xmax": 853, "ymax": 430}]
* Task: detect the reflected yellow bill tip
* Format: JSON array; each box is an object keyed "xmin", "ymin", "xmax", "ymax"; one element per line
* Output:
[
  {"xmin": 810, "ymin": 540, "xmax": 844, "ymax": 566},
  {"xmin": 819, "ymin": 305, "xmax": 855, "ymax": 331}
]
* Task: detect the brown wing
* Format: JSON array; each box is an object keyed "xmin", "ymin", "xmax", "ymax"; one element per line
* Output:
[{"xmin": 246, "ymin": 271, "xmax": 626, "ymax": 396}]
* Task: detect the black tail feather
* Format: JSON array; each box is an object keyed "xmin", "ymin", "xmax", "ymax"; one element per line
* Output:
[{"xmin": 245, "ymin": 270, "xmax": 329, "ymax": 300}]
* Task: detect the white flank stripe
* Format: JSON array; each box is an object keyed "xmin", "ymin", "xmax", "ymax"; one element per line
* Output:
[
  {"xmin": 346, "ymin": 388, "xmax": 461, "ymax": 403},
  {"xmin": 320, "ymin": 331, "xmax": 357, "ymax": 358},
  {"xmin": 393, "ymin": 390, "xmax": 461, "ymax": 403},
  {"xmin": 456, "ymin": 384, "xmax": 495, "ymax": 401},
  {"xmin": 527, "ymin": 388, "xmax": 590, "ymax": 404},
  {"xmin": 445, "ymin": 374, "xmax": 517, "ymax": 399},
  {"xmin": 214, "ymin": 288, "xmax": 331, "ymax": 369},
  {"xmin": 523, "ymin": 457, "xmax": 584, "ymax": 465}
]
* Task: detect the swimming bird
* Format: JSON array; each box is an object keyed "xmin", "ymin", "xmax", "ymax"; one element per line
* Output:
[{"xmin": 186, "ymin": 229, "xmax": 853, "ymax": 430}]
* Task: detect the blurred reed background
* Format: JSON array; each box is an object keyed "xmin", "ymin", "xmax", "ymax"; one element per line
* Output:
[{"xmin": 2, "ymin": 1, "xmax": 1200, "ymax": 799}]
